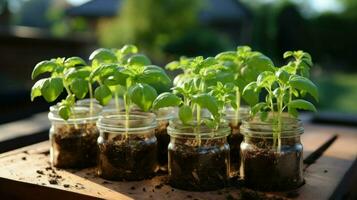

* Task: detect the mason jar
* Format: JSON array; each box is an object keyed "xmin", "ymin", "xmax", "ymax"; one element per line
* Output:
[
  {"xmin": 167, "ymin": 120, "xmax": 230, "ymax": 191},
  {"xmin": 240, "ymin": 116, "xmax": 304, "ymax": 191},
  {"xmin": 154, "ymin": 107, "xmax": 176, "ymax": 171},
  {"xmin": 224, "ymin": 106, "xmax": 249, "ymax": 177},
  {"xmin": 97, "ymin": 111, "xmax": 158, "ymax": 181},
  {"xmin": 48, "ymin": 104, "xmax": 102, "ymax": 168}
]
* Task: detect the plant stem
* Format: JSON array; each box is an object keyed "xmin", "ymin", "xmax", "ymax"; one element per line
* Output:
[
  {"xmin": 88, "ymin": 82, "xmax": 94, "ymax": 117},
  {"xmin": 196, "ymin": 104, "xmax": 201, "ymax": 146},
  {"xmin": 114, "ymin": 88, "xmax": 120, "ymax": 113},
  {"xmin": 123, "ymin": 93, "xmax": 130, "ymax": 139},
  {"xmin": 234, "ymin": 88, "xmax": 241, "ymax": 127}
]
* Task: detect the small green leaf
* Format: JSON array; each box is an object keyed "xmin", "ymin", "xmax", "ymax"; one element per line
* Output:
[
  {"xmin": 179, "ymin": 105, "xmax": 193, "ymax": 124},
  {"xmin": 256, "ymin": 71, "xmax": 276, "ymax": 88},
  {"xmin": 251, "ymin": 102, "xmax": 268, "ymax": 116},
  {"xmin": 242, "ymin": 82, "xmax": 260, "ymax": 106},
  {"xmin": 120, "ymin": 44, "xmax": 138, "ymax": 55},
  {"xmin": 288, "ymin": 99, "xmax": 317, "ymax": 112},
  {"xmin": 94, "ymin": 85, "xmax": 112, "ymax": 105},
  {"xmin": 70, "ymin": 78, "xmax": 89, "ymax": 99},
  {"xmin": 31, "ymin": 78, "xmax": 47, "ymax": 101},
  {"xmin": 41, "ymin": 77, "xmax": 64, "ymax": 102},
  {"xmin": 139, "ymin": 66, "xmax": 172, "ymax": 92},
  {"xmin": 165, "ymin": 61, "xmax": 180, "ymax": 71},
  {"xmin": 64, "ymin": 57, "xmax": 86, "ymax": 68},
  {"xmin": 283, "ymin": 51, "xmax": 293, "ymax": 59},
  {"xmin": 89, "ymin": 48, "xmax": 117, "ymax": 65},
  {"xmin": 215, "ymin": 51, "xmax": 236, "ymax": 61},
  {"xmin": 31, "ymin": 61, "xmax": 58, "ymax": 79},
  {"xmin": 152, "ymin": 92, "xmax": 182, "ymax": 110},
  {"xmin": 276, "ymin": 69, "xmax": 290, "ymax": 83},
  {"xmin": 127, "ymin": 54, "xmax": 151, "ymax": 66},
  {"xmin": 59, "ymin": 105, "xmax": 71, "ymax": 120},
  {"xmin": 192, "ymin": 93, "xmax": 218, "ymax": 117},
  {"xmin": 128, "ymin": 83, "xmax": 158, "ymax": 111},
  {"xmin": 289, "ymin": 75, "xmax": 319, "ymax": 101},
  {"xmin": 65, "ymin": 68, "xmax": 91, "ymax": 83}
]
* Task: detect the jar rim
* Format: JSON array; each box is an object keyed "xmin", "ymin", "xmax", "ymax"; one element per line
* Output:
[
  {"xmin": 48, "ymin": 104, "xmax": 101, "ymax": 123},
  {"xmin": 97, "ymin": 111, "xmax": 157, "ymax": 133},
  {"xmin": 224, "ymin": 106, "xmax": 250, "ymax": 120},
  {"xmin": 240, "ymin": 116, "xmax": 304, "ymax": 138},
  {"xmin": 167, "ymin": 119, "xmax": 230, "ymax": 138}
]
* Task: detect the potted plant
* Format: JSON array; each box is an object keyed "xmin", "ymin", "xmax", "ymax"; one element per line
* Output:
[
  {"xmin": 31, "ymin": 56, "xmax": 102, "ymax": 168},
  {"xmin": 215, "ymin": 46, "xmax": 275, "ymax": 177},
  {"xmin": 91, "ymin": 47, "xmax": 172, "ymax": 180},
  {"xmin": 241, "ymin": 50, "xmax": 318, "ymax": 190},
  {"xmin": 155, "ymin": 56, "xmax": 232, "ymax": 191}
]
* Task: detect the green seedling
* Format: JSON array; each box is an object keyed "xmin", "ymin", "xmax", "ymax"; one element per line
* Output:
[
  {"xmin": 242, "ymin": 50, "xmax": 318, "ymax": 150},
  {"xmin": 31, "ymin": 56, "xmax": 93, "ymax": 120},
  {"xmin": 90, "ymin": 45, "xmax": 172, "ymax": 138},
  {"xmin": 214, "ymin": 46, "xmax": 275, "ymax": 126}
]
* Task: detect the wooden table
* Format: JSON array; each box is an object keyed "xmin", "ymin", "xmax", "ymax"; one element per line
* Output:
[{"xmin": 0, "ymin": 123, "xmax": 356, "ymax": 200}]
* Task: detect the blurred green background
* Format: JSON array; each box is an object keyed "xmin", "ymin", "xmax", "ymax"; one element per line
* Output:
[{"xmin": 0, "ymin": 0, "xmax": 356, "ymax": 122}]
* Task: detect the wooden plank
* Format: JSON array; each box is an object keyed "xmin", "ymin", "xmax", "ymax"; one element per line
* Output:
[{"xmin": 0, "ymin": 123, "xmax": 356, "ymax": 200}]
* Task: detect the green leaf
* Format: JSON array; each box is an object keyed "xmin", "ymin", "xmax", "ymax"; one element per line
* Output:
[
  {"xmin": 31, "ymin": 61, "xmax": 58, "ymax": 79},
  {"xmin": 179, "ymin": 105, "xmax": 193, "ymax": 124},
  {"xmin": 152, "ymin": 92, "xmax": 182, "ymax": 110},
  {"xmin": 192, "ymin": 93, "xmax": 218, "ymax": 117},
  {"xmin": 59, "ymin": 105, "xmax": 71, "ymax": 120},
  {"xmin": 242, "ymin": 82, "xmax": 260, "ymax": 106},
  {"xmin": 89, "ymin": 48, "xmax": 117, "ymax": 65},
  {"xmin": 203, "ymin": 118, "xmax": 216, "ymax": 128},
  {"xmin": 288, "ymin": 99, "xmax": 317, "ymax": 113},
  {"xmin": 128, "ymin": 83, "xmax": 158, "ymax": 111},
  {"xmin": 165, "ymin": 61, "xmax": 180, "ymax": 71},
  {"xmin": 127, "ymin": 54, "xmax": 151, "ymax": 66},
  {"xmin": 283, "ymin": 51, "xmax": 293, "ymax": 59},
  {"xmin": 120, "ymin": 44, "xmax": 138, "ymax": 55},
  {"xmin": 276, "ymin": 69, "xmax": 290, "ymax": 83},
  {"xmin": 256, "ymin": 71, "xmax": 276, "ymax": 88},
  {"xmin": 40, "ymin": 77, "xmax": 64, "ymax": 102},
  {"xmin": 289, "ymin": 75, "xmax": 319, "ymax": 101},
  {"xmin": 31, "ymin": 78, "xmax": 47, "ymax": 101},
  {"xmin": 90, "ymin": 64, "xmax": 119, "ymax": 81},
  {"xmin": 215, "ymin": 51, "xmax": 236, "ymax": 61},
  {"xmin": 65, "ymin": 68, "xmax": 91, "ymax": 83},
  {"xmin": 70, "ymin": 78, "xmax": 89, "ymax": 99},
  {"xmin": 242, "ymin": 54, "xmax": 275, "ymax": 82},
  {"xmin": 251, "ymin": 102, "xmax": 268, "ymax": 116},
  {"xmin": 94, "ymin": 85, "xmax": 112, "ymax": 105},
  {"xmin": 64, "ymin": 57, "xmax": 86, "ymax": 68},
  {"xmin": 139, "ymin": 66, "xmax": 172, "ymax": 92}
]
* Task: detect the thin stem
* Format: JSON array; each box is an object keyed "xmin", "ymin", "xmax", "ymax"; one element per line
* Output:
[
  {"xmin": 123, "ymin": 93, "xmax": 130, "ymax": 139},
  {"xmin": 88, "ymin": 82, "xmax": 94, "ymax": 117},
  {"xmin": 114, "ymin": 88, "xmax": 120, "ymax": 113},
  {"xmin": 234, "ymin": 88, "xmax": 241, "ymax": 127},
  {"xmin": 196, "ymin": 104, "xmax": 201, "ymax": 146}
]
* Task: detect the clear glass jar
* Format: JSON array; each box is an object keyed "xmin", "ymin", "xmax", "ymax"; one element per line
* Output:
[
  {"xmin": 240, "ymin": 116, "xmax": 304, "ymax": 191},
  {"xmin": 48, "ymin": 104, "xmax": 102, "ymax": 168},
  {"xmin": 167, "ymin": 120, "xmax": 230, "ymax": 191},
  {"xmin": 224, "ymin": 106, "xmax": 249, "ymax": 177},
  {"xmin": 97, "ymin": 111, "xmax": 158, "ymax": 181},
  {"xmin": 155, "ymin": 107, "xmax": 176, "ymax": 170}
]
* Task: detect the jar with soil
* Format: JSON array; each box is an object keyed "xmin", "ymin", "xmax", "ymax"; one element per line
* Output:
[
  {"xmin": 240, "ymin": 116, "xmax": 304, "ymax": 191},
  {"xmin": 97, "ymin": 111, "xmax": 158, "ymax": 181},
  {"xmin": 167, "ymin": 120, "xmax": 230, "ymax": 191},
  {"xmin": 155, "ymin": 107, "xmax": 176, "ymax": 171},
  {"xmin": 48, "ymin": 104, "xmax": 102, "ymax": 168},
  {"xmin": 225, "ymin": 106, "xmax": 249, "ymax": 178}
]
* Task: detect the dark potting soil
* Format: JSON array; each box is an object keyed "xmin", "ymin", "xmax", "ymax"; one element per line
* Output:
[
  {"xmin": 168, "ymin": 140, "xmax": 230, "ymax": 191},
  {"xmin": 227, "ymin": 122, "xmax": 243, "ymax": 177},
  {"xmin": 98, "ymin": 135, "xmax": 158, "ymax": 181},
  {"xmin": 155, "ymin": 120, "xmax": 170, "ymax": 170},
  {"xmin": 241, "ymin": 141, "xmax": 303, "ymax": 191},
  {"xmin": 51, "ymin": 123, "xmax": 99, "ymax": 168}
]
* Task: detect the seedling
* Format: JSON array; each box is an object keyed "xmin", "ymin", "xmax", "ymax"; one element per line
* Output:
[
  {"xmin": 242, "ymin": 50, "xmax": 318, "ymax": 150},
  {"xmin": 90, "ymin": 45, "xmax": 172, "ymax": 138},
  {"xmin": 31, "ymin": 56, "xmax": 93, "ymax": 120},
  {"xmin": 214, "ymin": 46, "xmax": 275, "ymax": 126}
]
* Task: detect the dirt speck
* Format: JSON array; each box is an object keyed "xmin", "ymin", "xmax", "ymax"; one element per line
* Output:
[
  {"xmin": 186, "ymin": 195, "xmax": 192, "ymax": 198},
  {"xmin": 142, "ymin": 187, "xmax": 146, "ymax": 192},
  {"xmin": 130, "ymin": 186, "xmax": 136, "ymax": 190},
  {"xmin": 155, "ymin": 183, "xmax": 164, "ymax": 189},
  {"xmin": 324, "ymin": 169, "xmax": 328, "ymax": 173},
  {"xmin": 21, "ymin": 157, "xmax": 27, "ymax": 161},
  {"xmin": 49, "ymin": 179, "xmax": 58, "ymax": 185},
  {"xmin": 63, "ymin": 184, "xmax": 70, "ymax": 188},
  {"xmin": 36, "ymin": 170, "xmax": 44, "ymax": 175}
]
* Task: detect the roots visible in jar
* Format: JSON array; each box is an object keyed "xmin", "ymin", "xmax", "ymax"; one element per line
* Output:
[
  {"xmin": 97, "ymin": 134, "xmax": 158, "ymax": 181},
  {"xmin": 50, "ymin": 123, "xmax": 99, "ymax": 168},
  {"xmin": 168, "ymin": 138, "xmax": 229, "ymax": 191}
]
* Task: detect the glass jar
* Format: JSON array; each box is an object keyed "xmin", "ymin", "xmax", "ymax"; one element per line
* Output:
[
  {"xmin": 225, "ymin": 106, "xmax": 249, "ymax": 177},
  {"xmin": 48, "ymin": 104, "xmax": 102, "ymax": 168},
  {"xmin": 155, "ymin": 107, "xmax": 176, "ymax": 171},
  {"xmin": 97, "ymin": 111, "xmax": 158, "ymax": 181},
  {"xmin": 240, "ymin": 116, "xmax": 304, "ymax": 191},
  {"xmin": 167, "ymin": 120, "xmax": 230, "ymax": 191}
]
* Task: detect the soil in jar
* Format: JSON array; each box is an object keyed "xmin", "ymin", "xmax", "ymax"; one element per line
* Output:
[
  {"xmin": 98, "ymin": 134, "xmax": 158, "ymax": 181},
  {"xmin": 227, "ymin": 121, "xmax": 243, "ymax": 177},
  {"xmin": 51, "ymin": 123, "xmax": 99, "ymax": 168},
  {"xmin": 155, "ymin": 120, "xmax": 170, "ymax": 171},
  {"xmin": 168, "ymin": 138, "xmax": 230, "ymax": 191},
  {"xmin": 241, "ymin": 138, "xmax": 304, "ymax": 191}
]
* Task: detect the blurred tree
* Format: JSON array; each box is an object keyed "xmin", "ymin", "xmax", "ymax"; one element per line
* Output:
[{"xmin": 98, "ymin": 0, "xmax": 203, "ymax": 61}]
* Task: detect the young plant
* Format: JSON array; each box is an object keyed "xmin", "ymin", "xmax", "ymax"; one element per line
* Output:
[
  {"xmin": 242, "ymin": 50, "xmax": 318, "ymax": 150},
  {"xmin": 90, "ymin": 46, "xmax": 172, "ymax": 138},
  {"xmin": 214, "ymin": 46, "xmax": 275, "ymax": 126},
  {"xmin": 31, "ymin": 56, "xmax": 92, "ymax": 120}
]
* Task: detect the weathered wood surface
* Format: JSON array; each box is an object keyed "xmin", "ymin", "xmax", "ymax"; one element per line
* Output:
[{"xmin": 0, "ymin": 123, "xmax": 356, "ymax": 200}]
